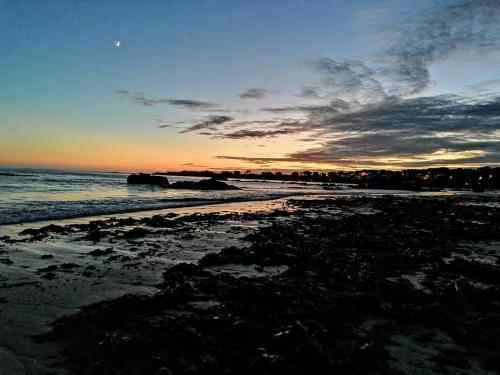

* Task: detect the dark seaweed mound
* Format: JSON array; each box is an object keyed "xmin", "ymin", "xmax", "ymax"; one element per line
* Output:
[{"xmin": 39, "ymin": 196, "xmax": 500, "ymax": 375}]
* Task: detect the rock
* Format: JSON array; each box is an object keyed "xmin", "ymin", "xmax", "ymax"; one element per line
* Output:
[
  {"xmin": 127, "ymin": 173, "xmax": 169, "ymax": 186},
  {"xmin": 0, "ymin": 258, "xmax": 13, "ymax": 265},
  {"xmin": 40, "ymin": 272, "xmax": 57, "ymax": 280},
  {"xmin": 60, "ymin": 263, "xmax": 80, "ymax": 270},
  {"xmin": 143, "ymin": 215, "xmax": 178, "ymax": 228},
  {"xmin": 37, "ymin": 265, "xmax": 58, "ymax": 273},
  {"xmin": 0, "ymin": 347, "xmax": 28, "ymax": 375},
  {"xmin": 19, "ymin": 224, "xmax": 67, "ymax": 239},
  {"xmin": 123, "ymin": 227, "xmax": 150, "ymax": 239},
  {"xmin": 170, "ymin": 177, "xmax": 239, "ymax": 190},
  {"xmin": 84, "ymin": 229, "xmax": 104, "ymax": 242},
  {"xmin": 89, "ymin": 247, "xmax": 115, "ymax": 257},
  {"xmin": 154, "ymin": 367, "xmax": 173, "ymax": 375}
]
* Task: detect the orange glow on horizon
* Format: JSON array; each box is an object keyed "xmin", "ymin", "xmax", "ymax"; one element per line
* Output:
[{"xmin": 1, "ymin": 128, "xmax": 497, "ymax": 173}]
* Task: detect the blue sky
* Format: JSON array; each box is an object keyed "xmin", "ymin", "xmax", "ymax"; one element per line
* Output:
[{"xmin": 1, "ymin": 0, "xmax": 499, "ymax": 171}]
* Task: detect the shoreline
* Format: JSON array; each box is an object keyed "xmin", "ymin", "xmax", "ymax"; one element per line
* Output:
[
  {"xmin": 0, "ymin": 194, "xmax": 298, "ymax": 227},
  {"xmin": 3, "ymin": 185, "xmax": 494, "ymax": 230},
  {"xmin": 0, "ymin": 194, "xmax": 322, "ymax": 237},
  {"xmin": 0, "ymin": 195, "xmax": 315, "ymax": 374},
  {"xmin": 1, "ymin": 194, "xmax": 499, "ymax": 374}
]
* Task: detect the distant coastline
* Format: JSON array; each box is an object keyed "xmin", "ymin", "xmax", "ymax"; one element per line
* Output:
[{"xmin": 155, "ymin": 166, "xmax": 500, "ymax": 190}]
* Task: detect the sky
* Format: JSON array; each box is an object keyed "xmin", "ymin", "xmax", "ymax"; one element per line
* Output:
[{"xmin": 0, "ymin": 0, "xmax": 499, "ymax": 172}]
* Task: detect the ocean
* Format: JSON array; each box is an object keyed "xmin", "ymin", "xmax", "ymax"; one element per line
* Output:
[{"xmin": 0, "ymin": 168, "xmax": 336, "ymax": 225}]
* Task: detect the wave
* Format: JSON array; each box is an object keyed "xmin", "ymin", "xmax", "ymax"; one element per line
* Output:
[
  {"xmin": 0, "ymin": 193, "xmax": 297, "ymax": 226},
  {"xmin": 0, "ymin": 169, "xmax": 333, "ymax": 226}
]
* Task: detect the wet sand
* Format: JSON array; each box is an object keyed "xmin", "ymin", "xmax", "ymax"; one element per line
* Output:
[
  {"xmin": 1, "ymin": 194, "xmax": 499, "ymax": 374},
  {"xmin": 0, "ymin": 198, "xmax": 310, "ymax": 374}
]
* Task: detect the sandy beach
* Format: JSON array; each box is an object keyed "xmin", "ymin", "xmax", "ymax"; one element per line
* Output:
[
  {"xmin": 1, "ymin": 193, "xmax": 499, "ymax": 374},
  {"xmin": 0, "ymin": 198, "xmax": 296, "ymax": 374}
]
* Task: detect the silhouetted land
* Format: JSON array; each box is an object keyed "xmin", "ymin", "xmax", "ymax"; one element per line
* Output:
[{"xmin": 156, "ymin": 167, "xmax": 500, "ymax": 190}]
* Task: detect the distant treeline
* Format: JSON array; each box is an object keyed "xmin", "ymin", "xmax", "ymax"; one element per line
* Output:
[{"xmin": 154, "ymin": 167, "xmax": 500, "ymax": 190}]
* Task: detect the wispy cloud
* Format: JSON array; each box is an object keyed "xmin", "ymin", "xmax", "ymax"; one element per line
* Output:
[
  {"xmin": 179, "ymin": 115, "xmax": 234, "ymax": 134},
  {"xmin": 131, "ymin": 93, "xmax": 169, "ymax": 106},
  {"xmin": 261, "ymin": 100, "xmax": 350, "ymax": 115},
  {"xmin": 166, "ymin": 99, "xmax": 218, "ymax": 110},
  {"xmin": 307, "ymin": 58, "xmax": 387, "ymax": 103},
  {"xmin": 213, "ymin": 1, "xmax": 500, "ymax": 168},
  {"xmin": 115, "ymin": 89, "xmax": 130, "ymax": 96},
  {"xmin": 213, "ymin": 128, "xmax": 300, "ymax": 139},
  {"xmin": 117, "ymin": 91, "xmax": 218, "ymax": 110},
  {"xmin": 299, "ymin": 86, "xmax": 322, "ymax": 99},
  {"xmin": 117, "ymin": 1, "xmax": 500, "ymax": 169},
  {"xmin": 239, "ymin": 88, "xmax": 269, "ymax": 100},
  {"xmin": 300, "ymin": 1, "xmax": 500, "ymax": 101},
  {"xmin": 381, "ymin": 0, "xmax": 500, "ymax": 96},
  {"xmin": 217, "ymin": 93, "xmax": 500, "ymax": 167}
]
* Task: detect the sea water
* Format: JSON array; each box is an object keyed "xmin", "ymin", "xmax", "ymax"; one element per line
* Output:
[{"xmin": 0, "ymin": 168, "xmax": 332, "ymax": 224}]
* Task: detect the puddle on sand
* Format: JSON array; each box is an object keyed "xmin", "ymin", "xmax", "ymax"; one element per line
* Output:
[{"xmin": 208, "ymin": 263, "xmax": 289, "ymax": 277}]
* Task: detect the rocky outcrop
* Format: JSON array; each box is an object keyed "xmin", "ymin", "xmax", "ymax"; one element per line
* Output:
[
  {"xmin": 170, "ymin": 177, "xmax": 240, "ymax": 190},
  {"xmin": 127, "ymin": 173, "xmax": 169, "ymax": 186}
]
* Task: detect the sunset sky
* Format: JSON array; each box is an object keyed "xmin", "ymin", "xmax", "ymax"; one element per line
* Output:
[{"xmin": 1, "ymin": 0, "xmax": 499, "ymax": 172}]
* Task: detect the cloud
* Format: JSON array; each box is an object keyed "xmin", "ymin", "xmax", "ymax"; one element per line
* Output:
[
  {"xmin": 131, "ymin": 93, "xmax": 168, "ymax": 106},
  {"xmin": 217, "ymin": 93, "xmax": 500, "ymax": 168},
  {"xmin": 179, "ymin": 115, "xmax": 234, "ymax": 133},
  {"xmin": 117, "ymin": 91, "xmax": 218, "ymax": 110},
  {"xmin": 289, "ymin": 133, "xmax": 499, "ymax": 161},
  {"xmin": 301, "ymin": 94, "xmax": 500, "ymax": 166},
  {"xmin": 230, "ymin": 120, "xmax": 281, "ymax": 126},
  {"xmin": 301, "ymin": 1, "xmax": 500, "ymax": 101},
  {"xmin": 381, "ymin": 0, "xmax": 500, "ymax": 96},
  {"xmin": 115, "ymin": 89, "xmax": 130, "ymax": 96},
  {"xmin": 181, "ymin": 162, "xmax": 214, "ymax": 168},
  {"xmin": 167, "ymin": 99, "xmax": 218, "ymax": 110},
  {"xmin": 309, "ymin": 58, "xmax": 387, "ymax": 103},
  {"xmin": 239, "ymin": 88, "xmax": 269, "ymax": 100},
  {"xmin": 299, "ymin": 86, "xmax": 322, "ymax": 99},
  {"xmin": 116, "ymin": 1, "xmax": 500, "ymax": 169},
  {"xmin": 323, "ymin": 94, "xmax": 500, "ymax": 134},
  {"xmin": 218, "ymin": 0, "xmax": 500, "ymax": 169},
  {"xmin": 213, "ymin": 128, "xmax": 300, "ymax": 139},
  {"xmin": 215, "ymin": 155, "xmax": 295, "ymax": 164},
  {"xmin": 465, "ymin": 79, "xmax": 500, "ymax": 95},
  {"xmin": 203, "ymin": 118, "xmax": 315, "ymax": 139},
  {"xmin": 261, "ymin": 99, "xmax": 350, "ymax": 116},
  {"xmin": 134, "ymin": 94, "xmax": 216, "ymax": 110}
]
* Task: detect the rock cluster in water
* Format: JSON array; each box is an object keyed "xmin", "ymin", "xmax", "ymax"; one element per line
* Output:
[
  {"xmin": 170, "ymin": 177, "xmax": 240, "ymax": 190},
  {"xmin": 126, "ymin": 174, "xmax": 239, "ymax": 190},
  {"xmin": 126, "ymin": 173, "xmax": 169, "ymax": 186}
]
